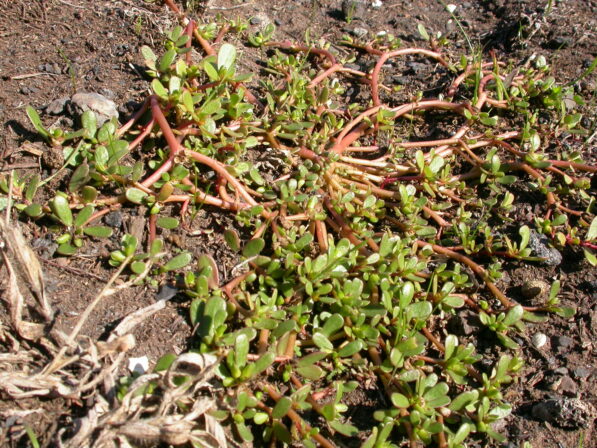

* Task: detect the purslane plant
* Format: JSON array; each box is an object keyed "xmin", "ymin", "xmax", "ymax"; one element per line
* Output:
[{"xmin": 8, "ymin": 0, "xmax": 595, "ymax": 445}]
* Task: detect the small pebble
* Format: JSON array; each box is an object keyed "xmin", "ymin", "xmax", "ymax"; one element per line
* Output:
[
  {"xmin": 46, "ymin": 96, "xmax": 70, "ymax": 115},
  {"xmin": 532, "ymin": 332, "xmax": 548, "ymax": 348},
  {"xmin": 341, "ymin": 0, "xmax": 367, "ymax": 21},
  {"xmin": 521, "ymin": 279, "xmax": 549, "ymax": 299},
  {"xmin": 558, "ymin": 376, "xmax": 578, "ymax": 397},
  {"xmin": 350, "ymin": 27, "xmax": 368, "ymax": 38},
  {"xmin": 156, "ymin": 284, "xmax": 179, "ymax": 301},
  {"xmin": 128, "ymin": 356, "xmax": 149, "ymax": 375},
  {"xmin": 249, "ymin": 12, "xmax": 271, "ymax": 31},
  {"xmin": 553, "ymin": 335, "xmax": 573, "ymax": 350},
  {"xmin": 104, "ymin": 211, "xmax": 123, "ymax": 229},
  {"xmin": 572, "ymin": 367, "xmax": 592, "ymax": 379},
  {"xmin": 70, "ymin": 92, "xmax": 119, "ymax": 127}
]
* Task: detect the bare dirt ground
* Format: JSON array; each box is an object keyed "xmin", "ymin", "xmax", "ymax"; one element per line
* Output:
[{"xmin": 0, "ymin": 0, "xmax": 596, "ymax": 447}]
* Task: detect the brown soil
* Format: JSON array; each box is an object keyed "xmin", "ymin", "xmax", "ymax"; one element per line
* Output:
[{"xmin": 1, "ymin": 0, "xmax": 595, "ymax": 447}]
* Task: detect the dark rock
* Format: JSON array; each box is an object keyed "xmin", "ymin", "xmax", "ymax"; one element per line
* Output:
[
  {"xmin": 39, "ymin": 63, "xmax": 61, "ymax": 75},
  {"xmin": 553, "ymin": 335, "xmax": 573, "ymax": 350},
  {"xmin": 249, "ymin": 13, "xmax": 271, "ymax": 31},
  {"xmin": 344, "ymin": 63, "xmax": 361, "ymax": 72},
  {"xmin": 528, "ymin": 230, "xmax": 562, "ymax": 266},
  {"xmin": 405, "ymin": 61, "xmax": 429, "ymax": 80},
  {"xmin": 104, "ymin": 211, "xmax": 123, "ymax": 229},
  {"xmin": 547, "ymin": 36, "xmax": 573, "ymax": 49},
  {"xmin": 341, "ymin": 0, "xmax": 367, "ymax": 21},
  {"xmin": 405, "ymin": 61, "xmax": 427, "ymax": 73},
  {"xmin": 31, "ymin": 237, "xmax": 58, "ymax": 259},
  {"xmin": 391, "ymin": 75, "xmax": 409, "ymax": 84},
  {"xmin": 274, "ymin": 18, "xmax": 283, "ymax": 26},
  {"xmin": 448, "ymin": 310, "xmax": 481, "ymax": 336},
  {"xmin": 531, "ymin": 398, "xmax": 595, "ymax": 429},
  {"xmin": 45, "ymin": 96, "xmax": 70, "ymax": 115},
  {"xmin": 156, "ymin": 284, "xmax": 179, "ymax": 301},
  {"xmin": 20, "ymin": 86, "xmax": 31, "ymax": 95}
]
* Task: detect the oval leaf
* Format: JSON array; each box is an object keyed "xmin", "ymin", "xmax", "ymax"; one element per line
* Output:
[
  {"xmin": 162, "ymin": 252, "xmax": 192, "ymax": 272},
  {"xmin": 50, "ymin": 195, "xmax": 73, "ymax": 227},
  {"xmin": 156, "ymin": 216, "xmax": 179, "ymax": 229},
  {"xmin": 125, "ymin": 187, "xmax": 148, "ymax": 204},
  {"xmin": 391, "ymin": 393, "xmax": 410, "ymax": 408},
  {"xmin": 243, "ymin": 238, "xmax": 265, "ymax": 258},
  {"xmin": 83, "ymin": 226, "xmax": 113, "ymax": 238},
  {"xmin": 272, "ymin": 396, "xmax": 293, "ymax": 419},
  {"xmin": 217, "ymin": 43, "xmax": 237, "ymax": 70}
]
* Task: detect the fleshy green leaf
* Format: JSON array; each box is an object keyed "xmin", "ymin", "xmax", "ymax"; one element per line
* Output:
[
  {"xmin": 156, "ymin": 216, "xmax": 179, "ymax": 229},
  {"xmin": 272, "ymin": 396, "xmax": 293, "ymax": 419},
  {"xmin": 69, "ymin": 163, "xmax": 90, "ymax": 192},
  {"xmin": 296, "ymin": 365, "xmax": 324, "ymax": 380},
  {"xmin": 329, "ymin": 421, "xmax": 358, "ymax": 437},
  {"xmin": 217, "ymin": 43, "xmax": 237, "ymax": 70},
  {"xmin": 252, "ymin": 352, "xmax": 275, "ymax": 377},
  {"xmin": 25, "ymin": 174, "xmax": 40, "ymax": 202},
  {"xmin": 57, "ymin": 243, "xmax": 77, "ymax": 256},
  {"xmin": 391, "ymin": 393, "xmax": 410, "ymax": 408},
  {"xmin": 503, "ymin": 305, "xmax": 523, "ymax": 326},
  {"xmin": 24, "ymin": 204, "xmax": 43, "ymax": 218},
  {"xmin": 321, "ymin": 313, "xmax": 344, "ymax": 337},
  {"xmin": 224, "ymin": 229, "xmax": 241, "ymax": 251},
  {"xmin": 235, "ymin": 333, "xmax": 249, "ymax": 368},
  {"xmin": 125, "ymin": 188, "xmax": 148, "ymax": 204},
  {"xmin": 338, "ymin": 340, "xmax": 363, "ymax": 358},
  {"xmin": 444, "ymin": 334, "xmax": 458, "ymax": 360},
  {"xmin": 312, "ymin": 332, "xmax": 334, "ymax": 351},
  {"xmin": 74, "ymin": 205, "xmax": 94, "ymax": 228},
  {"xmin": 243, "ymin": 238, "xmax": 265, "ymax": 257},
  {"xmin": 131, "ymin": 261, "xmax": 147, "ymax": 275},
  {"xmin": 26, "ymin": 106, "xmax": 50, "ymax": 140},
  {"xmin": 587, "ymin": 217, "xmax": 597, "ymax": 241},
  {"xmin": 50, "ymin": 195, "xmax": 73, "ymax": 227},
  {"xmin": 162, "ymin": 252, "xmax": 192, "ymax": 271},
  {"xmin": 81, "ymin": 110, "xmax": 97, "ymax": 138},
  {"xmin": 83, "ymin": 226, "xmax": 113, "ymax": 238},
  {"xmin": 154, "ymin": 353, "xmax": 176, "ymax": 372}
]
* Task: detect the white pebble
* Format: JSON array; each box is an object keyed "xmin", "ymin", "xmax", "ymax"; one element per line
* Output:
[
  {"xmin": 532, "ymin": 333, "xmax": 548, "ymax": 349},
  {"xmin": 128, "ymin": 356, "xmax": 149, "ymax": 375}
]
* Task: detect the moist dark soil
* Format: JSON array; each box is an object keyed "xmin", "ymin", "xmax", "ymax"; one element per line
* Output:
[{"xmin": 1, "ymin": 0, "xmax": 596, "ymax": 447}]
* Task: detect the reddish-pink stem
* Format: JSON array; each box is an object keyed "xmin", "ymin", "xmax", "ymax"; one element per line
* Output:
[{"xmin": 184, "ymin": 20, "xmax": 195, "ymax": 65}]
